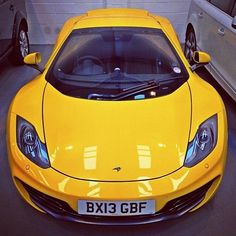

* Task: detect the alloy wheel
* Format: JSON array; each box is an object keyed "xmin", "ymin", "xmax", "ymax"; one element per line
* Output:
[
  {"xmin": 19, "ymin": 30, "xmax": 29, "ymax": 58},
  {"xmin": 184, "ymin": 31, "xmax": 196, "ymax": 64}
]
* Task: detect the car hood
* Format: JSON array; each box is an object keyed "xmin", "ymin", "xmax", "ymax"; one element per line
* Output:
[{"xmin": 43, "ymin": 82, "xmax": 191, "ymax": 181}]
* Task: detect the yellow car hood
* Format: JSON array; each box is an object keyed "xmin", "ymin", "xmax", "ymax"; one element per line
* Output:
[{"xmin": 43, "ymin": 82, "xmax": 191, "ymax": 181}]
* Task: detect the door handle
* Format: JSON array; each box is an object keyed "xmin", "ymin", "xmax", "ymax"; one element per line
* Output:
[
  {"xmin": 198, "ymin": 12, "xmax": 203, "ymax": 18},
  {"xmin": 217, "ymin": 27, "xmax": 225, "ymax": 36},
  {"xmin": 9, "ymin": 4, "xmax": 14, "ymax": 11}
]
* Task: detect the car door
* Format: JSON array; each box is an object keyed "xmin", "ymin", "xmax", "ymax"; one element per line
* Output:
[
  {"xmin": 204, "ymin": 0, "xmax": 236, "ymax": 95},
  {"xmin": 0, "ymin": 0, "xmax": 15, "ymax": 57}
]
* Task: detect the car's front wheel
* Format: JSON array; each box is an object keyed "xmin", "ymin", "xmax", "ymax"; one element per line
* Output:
[
  {"xmin": 10, "ymin": 24, "xmax": 30, "ymax": 65},
  {"xmin": 184, "ymin": 28, "xmax": 196, "ymax": 65}
]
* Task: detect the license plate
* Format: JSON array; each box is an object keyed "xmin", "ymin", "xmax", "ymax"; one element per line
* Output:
[{"xmin": 78, "ymin": 200, "xmax": 155, "ymax": 216}]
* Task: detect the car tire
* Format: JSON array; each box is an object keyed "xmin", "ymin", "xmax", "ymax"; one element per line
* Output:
[
  {"xmin": 184, "ymin": 28, "xmax": 196, "ymax": 65},
  {"xmin": 10, "ymin": 24, "xmax": 30, "ymax": 65}
]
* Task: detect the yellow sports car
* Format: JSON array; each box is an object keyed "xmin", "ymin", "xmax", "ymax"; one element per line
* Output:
[{"xmin": 7, "ymin": 8, "xmax": 227, "ymax": 225}]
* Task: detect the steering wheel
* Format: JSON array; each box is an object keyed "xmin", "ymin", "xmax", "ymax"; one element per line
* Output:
[{"xmin": 77, "ymin": 55, "xmax": 105, "ymax": 70}]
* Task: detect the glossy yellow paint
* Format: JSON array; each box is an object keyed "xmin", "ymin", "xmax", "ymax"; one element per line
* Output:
[
  {"xmin": 42, "ymin": 82, "xmax": 192, "ymax": 181},
  {"xmin": 7, "ymin": 8, "xmax": 227, "ymax": 221}
]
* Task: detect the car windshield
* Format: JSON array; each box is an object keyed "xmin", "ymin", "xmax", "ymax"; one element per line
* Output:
[{"xmin": 47, "ymin": 27, "xmax": 188, "ymax": 100}]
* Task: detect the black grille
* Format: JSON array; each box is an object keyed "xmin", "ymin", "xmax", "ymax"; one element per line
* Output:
[{"xmin": 21, "ymin": 178, "xmax": 215, "ymax": 225}]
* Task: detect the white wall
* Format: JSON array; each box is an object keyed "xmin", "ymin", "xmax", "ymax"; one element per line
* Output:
[{"xmin": 26, "ymin": 0, "xmax": 191, "ymax": 44}]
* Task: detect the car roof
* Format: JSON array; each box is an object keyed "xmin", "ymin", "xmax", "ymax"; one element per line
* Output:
[{"xmin": 73, "ymin": 8, "xmax": 162, "ymax": 30}]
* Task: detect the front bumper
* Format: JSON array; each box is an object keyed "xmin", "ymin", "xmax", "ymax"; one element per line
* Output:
[
  {"xmin": 20, "ymin": 178, "xmax": 215, "ymax": 225},
  {"xmin": 9, "ymin": 144, "xmax": 225, "ymax": 225}
]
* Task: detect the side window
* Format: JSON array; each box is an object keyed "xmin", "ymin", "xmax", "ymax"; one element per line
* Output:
[{"xmin": 209, "ymin": 0, "xmax": 235, "ymax": 14}]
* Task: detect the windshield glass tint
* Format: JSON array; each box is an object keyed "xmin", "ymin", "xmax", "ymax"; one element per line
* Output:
[{"xmin": 47, "ymin": 27, "xmax": 188, "ymax": 100}]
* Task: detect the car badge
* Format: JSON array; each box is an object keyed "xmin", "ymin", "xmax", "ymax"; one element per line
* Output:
[{"xmin": 113, "ymin": 167, "xmax": 121, "ymax": 172}]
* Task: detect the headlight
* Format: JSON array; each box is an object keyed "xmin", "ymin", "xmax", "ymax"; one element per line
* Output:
[
  {"xmin": 184, "ymin": 114, "xmax": 217, "ymax": 167},
  {"xmin": 16, "ymin": 116, "xmax": 50, "ymax": 168}
]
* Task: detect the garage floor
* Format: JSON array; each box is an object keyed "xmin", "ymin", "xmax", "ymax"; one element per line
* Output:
[{"xmin": 0, "ymin": 45, "xmax": 236, "ymax": 236}]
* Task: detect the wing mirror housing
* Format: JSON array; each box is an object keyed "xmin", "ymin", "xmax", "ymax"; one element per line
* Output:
[
  {"xmin": 24, "ymin": 52, "xmax": 44, "ymax": 73},
  {"xmin": 232, "ymin": 16, "xmax": 236, "ymax": 29},
  {"xmin": 191, "ymin": 51, "xmax": 211, "ymax": 71}
]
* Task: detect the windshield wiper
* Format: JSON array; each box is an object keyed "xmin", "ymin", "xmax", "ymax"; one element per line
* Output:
[{"xmin": 88, "ymin": 80, "xmax": 159, "ymax": 100}]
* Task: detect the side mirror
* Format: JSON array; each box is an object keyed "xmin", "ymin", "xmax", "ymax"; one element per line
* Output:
[
  {"xmin": 232, "ymin": 16, "xmax": 236, "ymax": 29},
  {"xmin": 191, "ymin": 51, "xmax": 211, "ymax": 71},
  {"xmin": 193, "ymin": 51, "xmax": 211, "ymax": 64},
  {"xmin": 24, "ymin": 52, "xmax": 43, "ymax": 73}
]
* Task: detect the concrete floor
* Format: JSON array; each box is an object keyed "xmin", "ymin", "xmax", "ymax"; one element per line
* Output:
[{"xmin": 0, "ymin": 45, "xmax": 236, "ymax": 236}]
